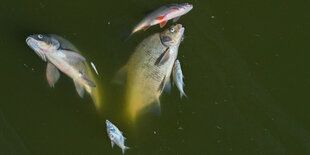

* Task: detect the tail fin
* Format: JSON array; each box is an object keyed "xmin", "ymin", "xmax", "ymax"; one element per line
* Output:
[
  {"xmin": 122, "ymin": 146, "xmax": 130, "ymax": 154},
  {"xmin": 122, "ymin": 29, "xmax": 134, "ymax": 42},
  {"xmin": 180, "ymin": 91, "xmax": 188, "ymax": 99}
]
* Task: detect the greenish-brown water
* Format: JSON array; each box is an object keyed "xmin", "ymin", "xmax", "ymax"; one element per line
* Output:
[{"xmin": 0, "ymin": 0, "xmax": 309, "ymax": 154}]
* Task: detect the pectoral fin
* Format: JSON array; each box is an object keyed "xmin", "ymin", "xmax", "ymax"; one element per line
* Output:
[
  {"xmin": 173, "ymin": 16, "xmax": 181, "ymax": 23},
  {"xmin": 46, "ymin": 63, "xmax": 60, "ymax": 87},
  {"xmin": 160, "ymin": 20, "xmax": 167, "ymax": 28},
  {"xmin": 61, "ymin": 50, "xmax": 86, "ymax": 65},
  {"xmin": 74, "ymin": 80, "xmax": 85, "ymax": 98},
  {"xmin": 143, "ymin": 25, "xmax": 150, "ymax": 31},
  {"xmin": 155, "ymin": 47, "xmax": 170, "ymax": 66},
  {"xmin": 81, "ymin": 75, "xmax": 96, "ymax": 87}
]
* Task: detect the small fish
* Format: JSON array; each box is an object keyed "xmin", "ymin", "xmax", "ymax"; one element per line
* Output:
[
  {"xmin": 173, "ymin": 60, "xmax": 187, "ymax": 98},
  {"xmin": 106, "ymin": 120, "xmax": 130, "ymax": 154},
  {"xmin": 26, "ymin": 34, "xmax": 96, "ymax": 98},
  {"xmin": 90, "ymin": 62, "xmax": 99, "ymax": 75},
  {"xmin": 129, "ymin": 3, "xmax": 192, "ymax": 37}
]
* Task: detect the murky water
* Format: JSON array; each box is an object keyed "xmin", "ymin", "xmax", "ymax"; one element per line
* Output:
[{"xmin": 0, "ymin": 0, "xmax": 309, "ymax": 154}]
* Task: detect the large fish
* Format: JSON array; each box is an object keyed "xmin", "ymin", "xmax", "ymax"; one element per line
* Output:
[
  {"xmin": 129, "ymin": 3, "xmax": 192, "ymax": 37},
  {"xmin": 117, "ymin": 24, "xmax": 185, "ymax": 119},
  {"xmin": 26, "ymin": 34, "xmax": 96, "ymax": 98}
]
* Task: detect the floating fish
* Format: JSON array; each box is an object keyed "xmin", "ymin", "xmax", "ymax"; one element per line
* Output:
[
  {"xmin": 116, "ymin": 24, "xmax": 185, "ymax": 119},
  {"xmin": 129, "ymin": 3, "xmax": 192, "ymax": 37},
  {"xmin": 106, "ymin": 120, "xmax": 130, "ymax": 154},
  {"xmin": 26, "ymin": 34, "xmax": 96, "ymax": 98},
  {"xmin": 90, "ymin": 62, "xmax": 99, "ymax": 75},
  {"xmin": 173, "ymin": 59, "xmax": 187, "ymax": 98}
]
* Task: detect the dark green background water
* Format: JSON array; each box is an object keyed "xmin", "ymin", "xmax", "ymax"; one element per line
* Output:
[{"xmin": 0, "ymin": 0, "xmax": 309, "ymax": 154}]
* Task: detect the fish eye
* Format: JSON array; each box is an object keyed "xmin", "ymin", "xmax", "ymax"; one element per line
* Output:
[
  {"xmin": 110, "ymin": 134, "xmax": 114, "ymax": 139},
  {"xmin": 38, "ymin": 34, "xmax": 43, "ymax": 39},
  {"xmin": 170, "ymin": 28, "xmax": 175, "ymax": 33}
]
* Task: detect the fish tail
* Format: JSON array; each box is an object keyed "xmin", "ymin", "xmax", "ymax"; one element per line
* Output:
[
  {"xmin": 180, "ymin": 91, "xmax": 188, "ymax": 99},
  {"xmin": 122, "ymin": 29, "xmax": 134, "ymax": 42},
  {"xmin": 122, "ymin": 146, "xmax": 130, "ymax": 154}
]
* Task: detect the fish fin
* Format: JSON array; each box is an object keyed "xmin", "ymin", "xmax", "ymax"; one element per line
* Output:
[
  {"xmin": 122, "ymin": 28, "xmax": 134, "ymax": 42},
  {"xmin": 156, "ymin": 15, "xmax": 165, "ymax": 21},
  {"xmin": 173, "ymin": 16, "xmax": 181, "ymax": 23},
  {"xmin": 61, "ymin": 50, "xmax": 86, "ymax": 65},
  {"xmin": 158, "ymin": 76, "xmax": 166, "ymax": 93},
  {"xmin": 122, "ymin": 146, "xmax": 130, "ymax": 154},
  {"xmin": 46, "ymin": 63, "xmax": 60, "ymax": 87},
  {"xmin": 111, "ymin": 141, "xmax": 115, "ymax": 148},
  {"xmin": 142, "ymin": 25, "xmax": 150, "ymax": 31},
  {"xmin": 164, "ymin": 77, "xmax": 171, "ymax": 94},
  {"xmin": 81, "ymin": 75, "xmax": 96, "ymax": 87},
  {"xmin": 112, "ymin": 65, "xmax": 128, "ymax": 85},
  {"xmin": 180, "ymin": 91, "xmax": 188, "ymax": 99},
  {"xmin": 74, "ymin": 80, "xmax": 85, "ymax": 98},
  {"xmin": 160, "ymin": 20, "xmax": 167, "ymax": 28},
  {"xmin": 155, "ymin": 47, "xmax": 170, "ymax": 66}
]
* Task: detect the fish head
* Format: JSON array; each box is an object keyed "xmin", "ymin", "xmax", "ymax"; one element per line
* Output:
[
  {"xmin": 106, "ymin": 120, "xmax": 113, "ymax": 128},
  {"xmin": 160, "ymin": 24, "xmax": 185, "ymax": 47},
  {"xmin": 106, "ymin": 120, "xmax": 118, "ymax": 140},
  {"xmin": 166, "ymin": 3, "xmax": 193, "ymax": 17},
  {"xmin": 26, "ymin": 34, "xmax": 60, "ymax": 61}
]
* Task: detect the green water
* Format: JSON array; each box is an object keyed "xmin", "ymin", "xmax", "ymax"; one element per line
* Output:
[{"xmin": 0, "ymin": 0, "xmax": 309, "ymax": 154}]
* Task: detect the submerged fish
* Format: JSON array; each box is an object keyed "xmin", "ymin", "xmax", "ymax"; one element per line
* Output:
[
  {"xmin": 117, "ymin": 24, "xmax": 185, "ymax": 118},
  {"xmin": 173, "ymin": 59, "xmax": 187, "ymax": 98},
  {"xmin": 26, "ymin": 34, "xmax": 96, "ymax": 98},
  {"xmin": 129, "ymin": 3, "xmax": 192, "ymax": 36},
  {"xmin": 106, "ymin": 120, "xmax": 130, "ymax": 154}
]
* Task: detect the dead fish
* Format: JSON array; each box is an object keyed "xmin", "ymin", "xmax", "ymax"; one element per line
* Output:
[
  {"xmin": 129, "ymin": 3, "xmax": 192, "ymax": 37},
  {"xmin": 106, "ymin": 120, "xmax": 130, "ymax": 154},
  {"xmin": 173, "ymin": 59, "xmax": 187, "ymax": 98},
  {"xmin": 26, "ymin": 34, "xmax": 96, "ymax": 98},
  {"xmin": 90, "ymin": 62, "xmax": 99, "ymax": 75},
  {"xmin": 116, "ymin": 24, "xmax": 185, "ymax": 118}
]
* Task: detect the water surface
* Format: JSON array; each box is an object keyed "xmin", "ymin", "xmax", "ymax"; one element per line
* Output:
[{"xmin": 0, "ymin": 0, "xmax": 309, "ymax": 154}]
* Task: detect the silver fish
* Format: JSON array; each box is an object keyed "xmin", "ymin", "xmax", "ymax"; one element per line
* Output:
[
  {"xmin": 26, "ymin": 34, "xmax": 96, "ymax": 98},
  {"xmin": 129, "ymin": 3, "xmax": 192, "ymax": 36},
  {"xmin": 173, "ymin": 60, "xmax": 187, "ymax": 98},
  {"xmin": 106, "ymin": 120, "xmax": 130, "ymax": 154}
]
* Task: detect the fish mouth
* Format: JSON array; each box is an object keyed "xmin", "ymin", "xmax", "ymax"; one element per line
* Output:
[
  {"xmin": 177, "ymin": 24, "xmax": 185, "ymax": 36},
  {"xmin": 26, "ymin": 37, "xmax": 39, "ymax": 50},
  {"xmin": 181, "ymin": 3, "xmax": 193, "ymax": 10},
  {"xmin": 26, "ymin": 36, "xmax": 39, "ymax": 46}
]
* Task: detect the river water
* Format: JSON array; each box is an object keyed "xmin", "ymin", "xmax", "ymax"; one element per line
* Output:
[{"xmin": 0, "ymin": 0, "xmax": 309, "ymax": 154}]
